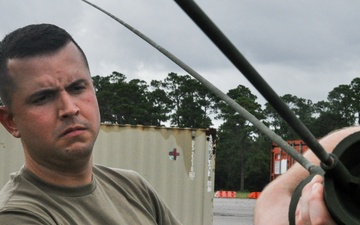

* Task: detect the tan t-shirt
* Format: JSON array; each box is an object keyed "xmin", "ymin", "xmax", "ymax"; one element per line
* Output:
[{"xmin": 0, "ymin": 165, "xmax": 182, "ymax": 225}]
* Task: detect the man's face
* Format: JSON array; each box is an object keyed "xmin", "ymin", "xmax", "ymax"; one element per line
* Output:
[{"xmin": 4, "ymin": 42, "xmax": 100, "ymax": 171}]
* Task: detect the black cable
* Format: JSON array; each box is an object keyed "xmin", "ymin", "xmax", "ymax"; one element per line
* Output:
[
  {"xmin": 174, "ymin": 0, "xmax": 333, "ymax": 167},
  {"xmin": 81, "ymin": 0, "xmax": 314, "ymax": 171}
]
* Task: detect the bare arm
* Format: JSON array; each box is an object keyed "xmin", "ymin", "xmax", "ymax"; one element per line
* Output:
[{"xmin": 254, "ymin": 126, "xmax": 360, "ymax": 225}]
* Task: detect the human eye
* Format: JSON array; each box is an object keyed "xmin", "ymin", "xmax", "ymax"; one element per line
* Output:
[
  {"xmin": 31, "ymin": 92, "xmax": 55, "ymax": 105},
  {"xmin": 70, "ymin": 83, "xmax": 86, "ymax": 94},
  {"xmin": 68, "ymin": 80, "xmax": 88, "ymax": 94}
]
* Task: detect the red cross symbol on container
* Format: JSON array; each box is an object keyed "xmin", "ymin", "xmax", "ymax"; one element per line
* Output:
[{"xmin": 169, "ymin": 148, "xmax": 180, "ymax": 160}]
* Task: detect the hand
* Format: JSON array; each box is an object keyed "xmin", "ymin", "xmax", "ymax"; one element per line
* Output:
[{"xmin": 295, "ymin": 175, "xmax": 337, "ymax": 225}]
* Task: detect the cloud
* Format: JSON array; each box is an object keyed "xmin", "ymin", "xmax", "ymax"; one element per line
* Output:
[{"xmin": 1, "ymin": 0, "xmax": 359, "ymax": 107}]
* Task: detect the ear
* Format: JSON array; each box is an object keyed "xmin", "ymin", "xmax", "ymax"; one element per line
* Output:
[{"xmin": 0, "ymin": 106, "xmax": 20, "ymax": 138}]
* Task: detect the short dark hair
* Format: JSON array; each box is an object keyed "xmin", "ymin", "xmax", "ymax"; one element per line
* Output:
[{"xmin": 0, "ymin": 23, "xmax": 89, "ymax": 107}]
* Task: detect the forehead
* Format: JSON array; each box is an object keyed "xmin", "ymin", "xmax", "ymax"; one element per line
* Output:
[
  {"xmin": 6, "ymin": 42, "xmax": 91, "ymax": 104},
  {"xmin": 7, "ymin": 42, "xmax": 90, "ymax": 86}
]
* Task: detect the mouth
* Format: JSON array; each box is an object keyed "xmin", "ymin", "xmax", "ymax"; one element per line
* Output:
[{"xmin": 61, "ymin": 126, "xmax": 87, "ymax": 137}]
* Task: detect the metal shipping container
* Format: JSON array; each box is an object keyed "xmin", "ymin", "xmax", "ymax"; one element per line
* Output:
[
  {"xmin": 0, "ymin": 124, "xmax": 216, "ymax": 225},
  {"xmin": 270, "ymin": 140, "xmax": 308, "ymax": 181}
]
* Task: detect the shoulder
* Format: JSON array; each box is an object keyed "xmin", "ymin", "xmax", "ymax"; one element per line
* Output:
[
  {"xmin": 93, "ymin": 164, "xmax": 145, "ymax": 184},
  {"xmin": 0, "ymin": 170, "xmax": 23, "ymax": 210},
  {"xmin": 92, "ymin": 165, "xmax": 161, "ymax": 211},
  {"xmin": 92, "ymin": 164, "xmax": 154, "ymax": 195},
  {"xmin": 92, "ymin": 165, "xmax": 182, "ymax": 225},
  {"xmin": 0, "ymin": 170, "xmax": 51, "ymax": 224}
]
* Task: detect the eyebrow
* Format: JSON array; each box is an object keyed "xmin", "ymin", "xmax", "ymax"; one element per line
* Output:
[
  {"xmin": 26, "ymin": 78, "xmax": 90, "ymax": 104},
  {"xmin": 65, "ymin": 78, "xmax": 89, "ymax": 91},
  {"xmin": 25, "ymin": 88, "xmax": 57, "ymax": 104}
]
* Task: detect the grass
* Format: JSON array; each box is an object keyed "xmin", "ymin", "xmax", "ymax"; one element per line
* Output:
[{"xmin": 236, "ymin": 191, "xmax": 250, "ymax": 199}]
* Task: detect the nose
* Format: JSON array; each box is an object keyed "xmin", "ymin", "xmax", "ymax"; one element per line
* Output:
[{"xmin": 58, "ymin": 92, "xmax": 79, "ymax": 119}]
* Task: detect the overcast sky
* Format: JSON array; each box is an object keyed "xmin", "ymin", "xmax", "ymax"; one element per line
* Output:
[{"xmin": 1, "ymin": 0, "xmax": 360, "ymax": 106}]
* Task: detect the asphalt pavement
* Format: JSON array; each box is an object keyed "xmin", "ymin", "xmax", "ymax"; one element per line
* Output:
[{"xmin": 213, "ymin": 198, "xmax": 256, "ymax": 225}]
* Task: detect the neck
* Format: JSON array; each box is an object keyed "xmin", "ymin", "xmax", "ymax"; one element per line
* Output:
[{"xmin": 24, "ymin": 155, "xmax": 93, "ymax": 187}]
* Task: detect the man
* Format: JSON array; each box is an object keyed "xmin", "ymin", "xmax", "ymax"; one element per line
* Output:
[
  {"xmin": 254, "ymin": 126, "xmax": 360, "ymax": 224},
  {"xmin": 0, "ymin": 24, "xmax": 181, "ymax": 224}
]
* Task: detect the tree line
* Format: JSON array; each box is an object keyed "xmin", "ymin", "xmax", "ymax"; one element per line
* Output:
[{"xmin": 93, "ymin": 71, "xmax": 360, "ymax": 191}]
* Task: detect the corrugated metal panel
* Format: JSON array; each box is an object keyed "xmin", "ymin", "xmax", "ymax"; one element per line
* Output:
[
  {"xmin": 0, "ymin": 128, "xmax": 24, "ymax": 187},
  {"xmin": 93, "ymin": 124, "xmax": 216, "ymax": 225},
  {"xmin": 0, "ymin": 124, "xmax": 216, "ymax": 225}
]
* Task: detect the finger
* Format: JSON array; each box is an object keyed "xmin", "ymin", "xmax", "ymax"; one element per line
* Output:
[
  {"xmin": 298, "ymin": 179, "xmax": 313, "ymax": 223},
  {"xmin": 310, "ymin": 174, "xmax": 324, "ymax": 184},
  {"xmin": 295, "ymin": 198, "xmax": 304, "ymax": 225},
  {"xmin": 308, "ymin": 182, "xmax": 337, "ymax": 225},
  {"xmin": 296, "ymin": 175, "xmax": 324, "ymax": 224}
]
